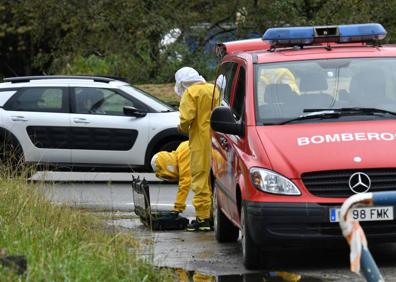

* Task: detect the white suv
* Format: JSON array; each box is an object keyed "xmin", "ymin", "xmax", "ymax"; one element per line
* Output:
[{"xmin": 0, "ymin": 76, "xmax": 186, "ymax": 171}]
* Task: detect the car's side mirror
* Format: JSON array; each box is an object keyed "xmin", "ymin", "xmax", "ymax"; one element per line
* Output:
[
  {"xmin": 210, "ymin": 106, "xmax": 244, "ymax": 136},
  {"xmin": 123, "ymin": 106, "xmax": 147, "ymax": 118}
]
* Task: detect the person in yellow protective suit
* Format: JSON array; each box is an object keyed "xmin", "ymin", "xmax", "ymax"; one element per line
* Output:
[
  {"xmin": 151, "ymin": 141, "xmax": 190, "ymax": 216},
  {"xmin": 260, "ymin": 67, "xmax": 300, "ymax": 94},
  {"xmin": 175, "ymin": 269, "xmax": 215, "ymax": 282},
  {"xmin": 175, "ymin": 67, "xmax": 220, "ymax": 232}
]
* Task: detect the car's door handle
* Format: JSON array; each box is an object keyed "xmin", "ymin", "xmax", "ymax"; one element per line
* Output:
[
  {"xmin": 73, "ymin": 118, "xmax": 90, "ymax": 124},
  {"xmin": 219, "ymin": 136, "xmax": 228, "ymax": 148},
  {"xmin": 11, "ymin": 116, "xmax": 28, "ymax": 122}
]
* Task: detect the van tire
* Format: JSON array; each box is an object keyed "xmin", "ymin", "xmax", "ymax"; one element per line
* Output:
[
  {"xmin": 213, "ymin": 183, "xmax": 239, "ymax": 243},
  {"xmin": 241, "ymin": 204, "xmax": 262, "ymax": 269}
]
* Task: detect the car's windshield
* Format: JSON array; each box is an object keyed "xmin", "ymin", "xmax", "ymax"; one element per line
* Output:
[
  {"xmin": 255, "ymin": 58, "xmax": 396, "ymax": 124},
  {"xmin": 121, "ymin": 85, "xmax": 175, "ymax": 112}
]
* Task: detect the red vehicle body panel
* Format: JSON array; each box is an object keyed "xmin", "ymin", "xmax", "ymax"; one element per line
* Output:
[
  {"xmin": 219, "ymin": 38, "xmax": 270, "ymax": 55},
  {"xmin": 212, "ymin": 40, "xmax": 396, "ymax": 242},
  {"xmin": 250, "ymin": 121, "xmax": 396, "ymax": 201}
]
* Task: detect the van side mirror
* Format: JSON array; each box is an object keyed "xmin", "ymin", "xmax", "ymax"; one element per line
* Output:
[
  {"xmin": 123, "ymin": 106, "xmax": 147, "ymax": 118},
  {"xmin": 210, "ymin": 106, "xmax": 243, "ymax": 136}
]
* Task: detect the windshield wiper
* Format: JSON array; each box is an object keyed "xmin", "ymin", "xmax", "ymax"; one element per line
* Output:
[
  {"xmin": 279, "ymin": 110, "xmax": 341, "ymax": 125},
  {"xmin": 279, "ymin": 107, "xmax": 396, "ymax": 125},
  {"xmin": 304, "ymin": 107, "xmax": 396, "ymax": 116}
]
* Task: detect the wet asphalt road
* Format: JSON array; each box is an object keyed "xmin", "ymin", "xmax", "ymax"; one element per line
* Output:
[{"xmin": 34, "ymin": 171, "xmax": 396, "ymax": 281}]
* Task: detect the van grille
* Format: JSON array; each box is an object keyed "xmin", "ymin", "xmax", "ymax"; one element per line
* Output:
[{"xmin": 301, "ymin": 169, "xmax": 396, "ymax": 198}]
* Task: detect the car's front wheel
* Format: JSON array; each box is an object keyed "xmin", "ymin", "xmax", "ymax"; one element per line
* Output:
[
  {"xmin": 146, "ymin": 139, "xmax": 185, "ymax": 171},
  {"xmin": 157, "ymin": 139, "xmax": 181, "ymax": 153},
  {"xmin": 241, "ymin": 204, "xmax": 262, "ymax": 269},
  {"xmin": 213, "ymin": 182, "xmax": 239, "ymax": 242},
  {"xmin": 0, "ymin": 133, "xmax": 29, "ymax": 176}
]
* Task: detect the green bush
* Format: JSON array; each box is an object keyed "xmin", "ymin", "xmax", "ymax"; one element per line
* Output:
[{"xmin": 54, "ymin": 47, "xmax": 217, "ymax": 84}]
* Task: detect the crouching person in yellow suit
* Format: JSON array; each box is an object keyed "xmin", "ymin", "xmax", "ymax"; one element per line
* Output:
[{"xmin": 151, "ymin": 141, "xmax": 191, "ymax": 217}]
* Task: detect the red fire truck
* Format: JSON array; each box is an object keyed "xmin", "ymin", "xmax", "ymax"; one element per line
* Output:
[{"xmin": 210, "ymin": 23, "xmax": 396, "ymax": 269}]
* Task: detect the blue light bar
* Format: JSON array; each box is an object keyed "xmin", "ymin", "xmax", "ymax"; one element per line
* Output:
[
  {"xmin": 338, "ymin": 23, "xmax": 387, "ymax": 43},
  {"xmin": 263, "ymin": 23, "xmax": 387, "ymax": 47},
  {"xmin": 263, "ymin": 26, "xmax": 315, "ymax": 46}
]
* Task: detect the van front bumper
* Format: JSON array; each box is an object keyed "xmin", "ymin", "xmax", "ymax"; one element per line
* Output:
[{"xmin": 244, "ymin": 200, "xmax": 396, "ymax": 246}]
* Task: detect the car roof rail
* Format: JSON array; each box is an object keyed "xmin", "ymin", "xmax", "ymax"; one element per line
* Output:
[{"xmin": 3, "ymin": 75, "xmax": 127, "ymax": 83}]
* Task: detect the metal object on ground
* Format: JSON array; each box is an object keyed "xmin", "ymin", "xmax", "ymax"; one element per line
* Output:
[
  {"xmin": 132, "ymin": 176, "xmax": 188, "ymax": 230},
  {"xmin": 339, "ymin": 191, "xmax": 396, "ymax": 282},
  {"xmin": 0, "ymin": 249, "xmax": 27, "ymax": 275}
]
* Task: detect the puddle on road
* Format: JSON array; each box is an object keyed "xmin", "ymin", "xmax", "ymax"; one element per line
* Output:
[
  {"xmin": 171, "ymin": 269, "xmax": 325, "ymax": 282},
  {"xmin": 107, "ymin": 217, "xmax": 333, "ymax": 282}
]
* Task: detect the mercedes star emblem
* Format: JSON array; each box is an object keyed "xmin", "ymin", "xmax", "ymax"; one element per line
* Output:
[{"xmin": 348, "ymin": 172, "xmax": 371, "ymax": 193}]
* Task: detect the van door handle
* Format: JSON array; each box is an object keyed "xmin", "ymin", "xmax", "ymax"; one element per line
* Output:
[
  {"xmin": 11, "ymin": 116, "xmax": 28, "ymax": 122},
  {"xmin": 73, "ymin": 118, "xmax": 90, "ymax": 124},
  {"xmin": 219, "ymin": 136, "xmax": 228, "ymax": 148}
]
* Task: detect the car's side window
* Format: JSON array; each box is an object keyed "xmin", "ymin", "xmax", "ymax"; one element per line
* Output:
[
  {"xmin": 73, "ymin": 88, "xmax": 143, "ymax": 116},
  {"xmin": 231, "ymin": 66, "xmax": 246, "ymax": 120},
  {"xmin": 4, "ymin": 87, "xmax": 67, "ymax": 113},
  {"xmin": 218, "ymin": 62, "xmax": 238, "ymax": 106}
]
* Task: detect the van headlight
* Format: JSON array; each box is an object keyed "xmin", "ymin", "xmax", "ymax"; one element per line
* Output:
[{"xmin": 250, "ymin": 168, "xmax": 301, "ymax": 195}]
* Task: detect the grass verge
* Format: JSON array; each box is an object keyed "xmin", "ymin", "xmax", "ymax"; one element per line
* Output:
[{"xmin": 0, "ymin": 171, "xmax": 174, "ymax": 281}]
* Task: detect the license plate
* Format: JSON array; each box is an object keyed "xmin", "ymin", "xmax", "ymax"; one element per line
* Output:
[{"xmin": 329, "ymin": 206, "xmax": 394, "ymax": 222}]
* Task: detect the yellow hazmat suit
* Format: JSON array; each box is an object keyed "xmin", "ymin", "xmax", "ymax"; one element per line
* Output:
[
  {"xmin": 179, "ymin": 83, "xmax": 219, "ymax": 220},
  {"xmin": 153, "ymin": 141, "xmax": 191, "ymax": 213},
  {"xmin": 175, "ymin": 269, "xmax": 215, "ymax": 282},
  {"xmin": 260, "ymin": 67, "xmax": 300, "ymax": 94}
]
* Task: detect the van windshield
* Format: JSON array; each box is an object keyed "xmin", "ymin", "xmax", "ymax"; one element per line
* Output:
[{"xmin": 255, "ymin": 58, "xmax": 396, "ymax": 124}]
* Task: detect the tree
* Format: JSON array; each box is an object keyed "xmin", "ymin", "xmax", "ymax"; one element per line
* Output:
[{"xmin": 2, "ymin": 0, "xmax": 396, "ymax": 82}]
